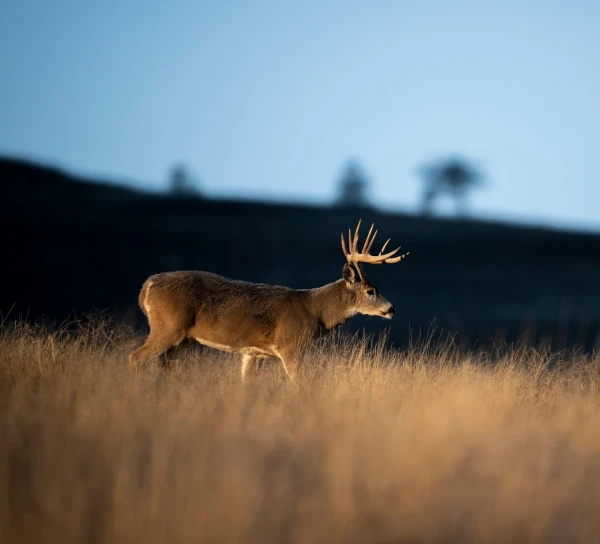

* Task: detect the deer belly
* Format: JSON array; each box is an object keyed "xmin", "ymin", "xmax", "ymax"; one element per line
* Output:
[{"xmin": 194, "ymin": 337, "xmax": 274, "ymax": 358}]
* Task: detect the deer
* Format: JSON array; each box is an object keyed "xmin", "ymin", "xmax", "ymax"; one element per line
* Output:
[{"xmin": 128, "ymin": 220, "xmax": 409, "ymax": 384}]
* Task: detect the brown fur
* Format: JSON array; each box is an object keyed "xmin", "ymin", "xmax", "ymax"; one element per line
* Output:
[{"xmin": 129, "ymin": 265, "xmax": 395, "ymax": 384}]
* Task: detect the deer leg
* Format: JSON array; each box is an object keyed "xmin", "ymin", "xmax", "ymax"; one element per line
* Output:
[
  {"xmin": 129, "ymin": 328, "xmax": 186, "ymax": 372},
  {"xmin": 276, "ymin": 349, "xmax": 301, "ymax": 388},
  {"xmin": 241, "ymin": 354, "xmax": 259, "ymax": 383},
  {"xmin": 159, "ymin": 341, "xmax": 186, "ymax": 371}
]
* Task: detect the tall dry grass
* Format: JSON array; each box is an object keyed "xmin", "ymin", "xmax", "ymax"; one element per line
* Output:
[{"xmin": 1, "ymin": 320, "xmax": 600, "ymax": 543}]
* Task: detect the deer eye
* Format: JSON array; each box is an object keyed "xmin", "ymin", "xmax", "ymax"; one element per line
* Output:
[{"xmin": 366, "ymin": 288, "xmax": 375, "ymax": 296}]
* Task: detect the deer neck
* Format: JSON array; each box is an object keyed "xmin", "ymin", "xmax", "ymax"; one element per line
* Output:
[{"xmin": 307, "ymin": 280, "xmax": 356, "ymax": 331}]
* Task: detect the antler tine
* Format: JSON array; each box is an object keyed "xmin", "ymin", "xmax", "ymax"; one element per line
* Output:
[
  {"xmin": 380, "ymin": 246, "xmax": 402, "ymax": 260},
  {"xmin": 352, "ymin": 220, "xmax": 362, "ymax": 253},
  {"xmin": 385, "ymin": 251, "xmax": 410, "ymax": 264},
  {"xmin": 366, "ymin": 230, "xmax": 378, "ymax": 254},
  {"xmin": 379, "ymin": 242, "xmax": 401, "ymax": 259},
  {"xmin": 341, "ymin": 232, "xmax": 349, "ymax": 259},
  {"xmin": 363, "ymin": 226, "xmax": 378, "ymax": 255},
  {"xmin": 365, "ymin": 238, "xmax": 391, "ymax": 265},
  {"xmin": 368, "ymin": 247, "xmax": 402, "ymax": 264},
  {"xmin": 361, "ymin": 223, "xmax": 374, "ymax": 253},
  {"xmin": 380, "ymin": 238, "xmax": 390, "ymax": 254}
]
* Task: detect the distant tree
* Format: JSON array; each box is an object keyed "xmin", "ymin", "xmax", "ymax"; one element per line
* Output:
[
  {"xmin": 337, "ymin": 159, "xmax": 371, "ymax": 208},
  {"xmin": 417, "ymin": 156, "xmax": 484, "ymax": 216},
  {"xmin": 169, "ymin": 163, "xmax": 200, "ymax": 197}
]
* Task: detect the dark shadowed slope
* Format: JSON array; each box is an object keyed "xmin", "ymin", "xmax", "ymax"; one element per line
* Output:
[{"xmin": 3, "ymin": 156, "xmax": 600, "ymax": 350}]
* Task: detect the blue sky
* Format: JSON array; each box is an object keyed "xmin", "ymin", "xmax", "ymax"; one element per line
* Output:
[{"xmin": 1, "ymin": 1, "xmax": 599, "ymax": 229}]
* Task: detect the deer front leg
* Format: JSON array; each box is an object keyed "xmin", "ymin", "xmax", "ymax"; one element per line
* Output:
[
  {"xmin": 276, "ymin": 347, "xmax": 302, "ymax": 388},
  {"xmin": 273, "ymin": 325, "xmax": 316, "ymax": 388},
  {"xmin": 241, "ymin": 354, "xmax": 259, "ymax": 383}
]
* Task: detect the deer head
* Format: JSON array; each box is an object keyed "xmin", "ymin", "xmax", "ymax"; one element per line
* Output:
[{"xmin": 340, "ymin": 220, "xmax": 409, "ymax": 319}]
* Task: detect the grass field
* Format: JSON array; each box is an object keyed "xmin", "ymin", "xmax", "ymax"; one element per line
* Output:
[{"xmin": 1, "ymin": 320, "xmax": 600, "ymax": 543}]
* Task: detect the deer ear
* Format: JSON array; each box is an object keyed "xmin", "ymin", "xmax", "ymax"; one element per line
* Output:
[{"xmin": 343, "ymin": 263, "xmax": 359, "ymax": 285}]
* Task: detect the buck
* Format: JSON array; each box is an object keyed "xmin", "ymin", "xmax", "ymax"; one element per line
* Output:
[{"xmin": 129, "ymin": 221, "xmax": 409, "ymax": 383}]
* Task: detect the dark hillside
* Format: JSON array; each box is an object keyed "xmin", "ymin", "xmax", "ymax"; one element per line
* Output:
[{"xmin": 3, "ymin": 157, "xmax": 600, "ymax": 350}]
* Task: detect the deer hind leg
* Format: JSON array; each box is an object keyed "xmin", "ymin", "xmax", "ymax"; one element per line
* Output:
[
  {"xmin": 129, "ymin": 327, "xmax": 186, "ymax": 372},
  {"xmin": 241, "ymin": 354, "xmax": 259, "ymax": 383}
]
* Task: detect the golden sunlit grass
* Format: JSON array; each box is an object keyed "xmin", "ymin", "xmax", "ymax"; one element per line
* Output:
[{"xmin": 1, "ymin": 320, "xmax": 600, "ymax": 543}]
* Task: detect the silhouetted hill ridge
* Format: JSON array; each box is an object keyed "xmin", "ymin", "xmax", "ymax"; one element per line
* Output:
[{"xmin": 3, "ymin": 156, "xmax": 600, "ymax": 350}]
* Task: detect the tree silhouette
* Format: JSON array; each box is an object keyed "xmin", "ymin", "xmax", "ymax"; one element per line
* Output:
[
  {"xmin": 417, "ymin": 157, "xmax": 484, "ymax": 216},
  {"xmin": 169, "ymin": 163, "xmax": 200, "ymax": 197},
  {"xmin": 336, "ymin": 159, "xmax": 370, "ymax": 208}
]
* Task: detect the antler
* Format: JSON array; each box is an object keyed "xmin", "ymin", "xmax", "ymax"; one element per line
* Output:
[{"xmin": 341, "ymin": 220, "xmax": 409, "ymax": 280}]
